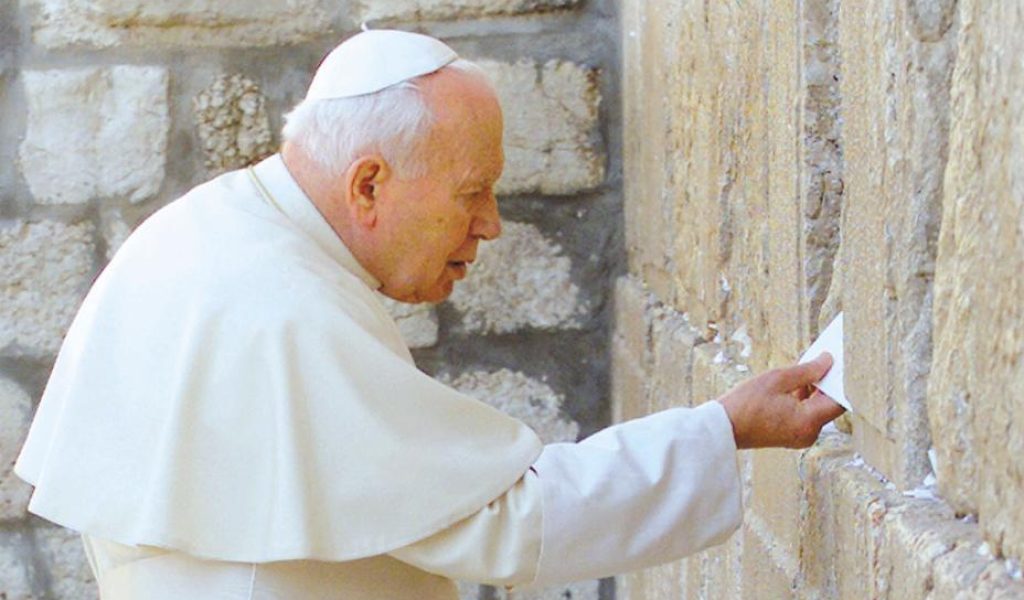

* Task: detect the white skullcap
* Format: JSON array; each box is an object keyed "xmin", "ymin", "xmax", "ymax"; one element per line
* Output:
[{"xmin": 305, "ymin": 29, "xmax": 459, "ymax": 101}]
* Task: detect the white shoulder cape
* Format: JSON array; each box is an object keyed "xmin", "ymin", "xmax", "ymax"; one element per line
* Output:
[{"xmin": 15, "ymin": 155, "xmax": 543, "ymax": 563}]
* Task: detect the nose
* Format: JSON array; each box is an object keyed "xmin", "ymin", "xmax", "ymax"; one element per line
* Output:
[{"xmin": 471, "ymin": 190, "xmax": 502, "ymax": 241}]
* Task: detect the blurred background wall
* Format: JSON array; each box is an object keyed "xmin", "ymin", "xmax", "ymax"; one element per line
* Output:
[{"xmin": 0, "ymin": 1, "xmax": 621, "ymax": 598}]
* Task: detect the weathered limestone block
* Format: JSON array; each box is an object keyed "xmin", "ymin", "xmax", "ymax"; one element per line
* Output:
[
  {"xmin": 621, "ymin": 0, "xmax": 685, "ymax": 301},
  {"xmin": 0, "ymin": 530, "xmax": 34, "ymax": 599},
  {"xmin": 358, "ymin": 0, "xmax": 578, "ymax": 22},
  {"xmin": 442, "ymin": 369, "xmax": 578, "ymax": 444},
  {"xmin": 0, "ymin": 221, "xmax": 96, "ymax": 356},
  {"xmin": 193, "ymin": 74, "xmax": 275, "ymax": 176},
  {"xmin": 765, "ymin": 0, "xmax": 843, "ymax": 369},
  {"xmin": 929, "ymin": 0, "xmax": 1024, "ymax": 560},
  {"xmin": 448, "ymin": 221, "xmax": 584, "ymax": 334},
  {"xmin": 35, "ymin": 525, "xmax": 98, "ymax": 600},
  {"xmin": 377, "ymin": 296, "xmax": 439, "ymax": 349},
  {"xmin": 611, "ymin": 276, "xmax": 653, "ymax": 422},
  {"xmin": 19, "ymin": 66, "xmax": 169, "ymax": 205},
  {"xmin": 480, "ymin": 60, "xmax": 603, "ymax": 196},
  {"xmin": 0, "ymin": 379, "xmax": 32, "ymax": 521},
  {"xmin": 839, "ymin": 0, "xmax": 956, "ymax": 488},
  {"xmin": 23, "ymin": 0, "xmax": 333, "ymax": 48},
  {"xmin": 667, "ymin": 1, "xmax": 758, "ymax": 334}
]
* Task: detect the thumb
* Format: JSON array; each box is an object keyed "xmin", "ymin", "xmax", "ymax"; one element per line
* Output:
[
  {"xmin": 774, "ymin": 352, "xmax": 833, "ymax": 392},
  {"xmin": 803, "ymin": 388, "xmax": 847, "ymax": 424}
]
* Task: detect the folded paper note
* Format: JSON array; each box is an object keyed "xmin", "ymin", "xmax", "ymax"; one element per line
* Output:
[{"xmin": 798, "ymin": 312, "xmax": 850, "ymax": 412}]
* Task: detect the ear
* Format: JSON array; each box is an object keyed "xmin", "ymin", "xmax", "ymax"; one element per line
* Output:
[{"xmin": 343, "ymin": 156, "xmax": 391, "ymax": 228}]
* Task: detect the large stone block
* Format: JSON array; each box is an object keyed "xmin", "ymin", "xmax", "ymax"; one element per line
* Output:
[
  {"xmin": 442, "ymin": 369, "xmax": 578, "ymax": 443},
  {"xmin": 839, "ymin": 0, "xmax": 956, "ymax": 489},
  {"xmin": 621, "ymin": 0, "xmax": 686, "ymax": 302},
  {"xmin": 35, "ymin": 526, "xmax": 97, "ymax": 600},
  {"xmin": 0, "ymin": 530, "xmax": 34, "ymax": 599},
  {"xmin": 666, "ymin": 1, "xmax": 759, "ymax": 334},
  {"xmin": 448, "ymin": 221, "xmax": 584, "ymax": 334},
  {"xmin": 0, "ymin": 221, "xmax": 96, "ymax": 356},
  {"xmin": 480, "ymin": 60, "xmax": 603, "ymax": 196},
  {"xmin": 1, "ymin": 378, "xmax": 32, "ymax": 521},
  {"xmin": 765, "ymin": 0, "xmax": 843, "ymax": 370},
  {"xmin": 193, "ymin": 74, "xmax": 275, "ymax": 176},
  {"xmin": 19, "ymin": 67, "xmax": 169, "ymax": 205},
  {"xmin": 928, "ymin": 0, "xmax": 1024, "ymax": 560},
  {"xmin": 23, "ymin": 0, "xmax": 333, "ymax": 48},
  {"xmin": 358, "ymin": 0, "xmax": 579, "ymax": 22}
]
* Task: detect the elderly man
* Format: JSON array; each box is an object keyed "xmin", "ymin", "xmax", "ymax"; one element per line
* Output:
[{"xmin": 15, "ymin": 30, "xmax": 843, "ymax": 598}]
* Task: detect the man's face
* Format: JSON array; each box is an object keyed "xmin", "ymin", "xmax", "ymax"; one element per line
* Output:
[{"xmin": 372, "ymin": 73, "xmax": 504, "ymax": 304}]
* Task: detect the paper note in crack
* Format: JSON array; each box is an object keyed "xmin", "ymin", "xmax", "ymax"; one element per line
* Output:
[{"xmin": 799, "ymin": 312, "xmax": 850, "ymax": 412}]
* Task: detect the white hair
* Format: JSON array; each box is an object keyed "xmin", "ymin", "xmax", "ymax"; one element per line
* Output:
[{"xmin": 281, "ymin": 59, "xmax": 490, "ymax": 180}]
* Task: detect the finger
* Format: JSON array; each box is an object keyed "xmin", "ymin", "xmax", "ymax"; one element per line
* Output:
[
  {"xmin": 774, "ymin": 352, "xmax": 833, "ymax": 392},
  {"xmin": 803, "ymin": 389, "xmax": 846, "ymax": 425}
]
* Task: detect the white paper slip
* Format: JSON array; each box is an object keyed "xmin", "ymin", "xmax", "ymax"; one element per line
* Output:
[{"xmin": 798, "ymin": 312, "xmax": 851, "ymax": 412}]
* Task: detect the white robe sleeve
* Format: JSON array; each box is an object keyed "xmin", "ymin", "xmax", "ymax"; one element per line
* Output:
[{"xmin": 390, "ymin": 400, "xmax": 743, "ymax": 588}]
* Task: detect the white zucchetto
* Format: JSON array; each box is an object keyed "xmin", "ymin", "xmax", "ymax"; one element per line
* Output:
[{"xmin": 305, "ymin": 29, "xmax": 459, "ymax": 101}]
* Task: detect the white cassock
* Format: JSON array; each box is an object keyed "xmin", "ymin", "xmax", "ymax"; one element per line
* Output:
[
  {"xmin": 15, "ymin": 29, "xmax": 742, "ymax": 600},
  {"xmin": 15, "ymin": 154, "xmax": 742, "ymax": 599}
]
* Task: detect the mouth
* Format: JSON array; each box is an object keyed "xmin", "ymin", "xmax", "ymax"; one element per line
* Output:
[{"xmin": 446, "ymin": 260, "xmax": 472, "ymax": 278}]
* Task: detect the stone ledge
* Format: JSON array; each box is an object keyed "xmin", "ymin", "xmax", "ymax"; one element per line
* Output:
[{"xmin": 801, "ymin": 433, "xmax": 1024, "ymax": 598}]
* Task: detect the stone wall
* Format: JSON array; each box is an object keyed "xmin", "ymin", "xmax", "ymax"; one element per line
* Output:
[
  {"xmin": 0, "ymin": 1, "xmax": 621, "ymax": 598},
  {"xmin": 617, "ymin": 0, "xmax": 1024, "ymax": 598}
]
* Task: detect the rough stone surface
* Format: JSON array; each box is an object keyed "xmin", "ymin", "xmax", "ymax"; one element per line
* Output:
[
  {"xmin": 481, "ymin": 60, "xmax": 604, "ymax": 196},
  {"xmin": 441, "ymin": 369, "xmax": 578, "ymax": 444},
  {"xmin": 358, "ymin": 0, "xmax": 579, "ymax": 22},
  {"xmin": 618, "ymin": 0, "xmax": 1024, "ymax": 594},
  {"xmin": 1, "ymin": 379, "xmax": 33, "ymax": 521},
  {"xmin": 648, "ymin": 306, "xmax": 701, "ymax": 411},
  {"xmin": 378, "ymin": 296, "xmax": 439, "ymax": 349},
  {"xmin": 928, "ymin": 0, "xmax": 1024, "ymax": 559},
  {"xmin": 839, "ymin": 0, "xmax": 956, "ymax": 489},
  {"xmin": 103, "ymin": 217, "xmax": 132, "ymax": 262},
  {"xmin": 19, "ymin": 66, "xmax": 169, "ymax": 205},
  {"xmin": 0, "ymin": 221, "xmax": 96, "ymax": 356},
  {"xmin": 448, "ymin": 221, "xmax": 585, "ymax": 334},
  {"xmin": 0, "ymin": 530, "xmax": 35, "ymax": 599},
  {"xmin": 23, "ymin": 0, "xmax": 333, "ymax": 48},
  {"xmin": 35, "ymin": 526, "xmax": 98, "ymax": 600},
  {"xmin": 610, "ymin": 276, "xmax": 652, "ymax": 422},
  {"xmin": 193, "ymin": 74, "xmax": 275, "ymax": 176}
]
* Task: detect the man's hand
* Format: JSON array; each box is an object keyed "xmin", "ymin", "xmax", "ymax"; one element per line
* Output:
[{"xmin": 716, "ymin": 353, "xmax": 845, "ymax": 449}]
